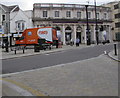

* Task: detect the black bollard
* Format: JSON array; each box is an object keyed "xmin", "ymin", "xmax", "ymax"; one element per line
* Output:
[
  {"xmin": 114, "ymin": 44, "xmax": 117, "ymax": 56},
  {"xmin": 15, "ymin": 50, "xmax": 16, "ymax": 54},
  {"xmin": 23, "ymin": 49, "xmax": 25, "ymax": 54}
]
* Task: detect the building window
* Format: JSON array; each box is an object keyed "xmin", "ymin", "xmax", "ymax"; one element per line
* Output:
[
  {"xmin": 17, "ymin": 23, "xmax": 21, "ymax": 30},
  {"xmin": 2, "ymin": 15, "xmax": 6, "ymax": 21},
  {"xmin": 88, "ymin": 12, "xmax": 91, "ymax": 19},
  {"xmin": 116, "ymin": 32, "xmax": 120, "ymax": 41},
  {"xmin": 77, "ymin": 12, "xmax": 81, "ymax": 18},
  {"xmin": 55, "ymin": 11, "xmax": 59, "ymax": 17},
  {"xmin": 96, "ymin": 13, "xmax": 99, "ymax": 19},
  {"xmin": 43, "ymin": 11, "xmax": 47, "ymax": 17},
  {"xmin": 22, "ymin": 23, "xmax": 25, "ymax": 30},
  {"xmin": 16, "ymin": 21, "xmax": 25, "ymax": 31},
  {"xmin": 115, "ymin": 13, "xmax": 120, "ymax": 19},
  {"xmin": 114, "ymin": 4, "xmax": 119, "ymax": 9},
  {"xmin": 115, "ymin": 22, "xmax": 120, "ymax": 28},
  {"xmin": 66, "ymin": 11, "xmax": 71, "ymax": 17},
  {"xmin": 104, "ymin": 13, "xmax": 107, "ymax": 19}
]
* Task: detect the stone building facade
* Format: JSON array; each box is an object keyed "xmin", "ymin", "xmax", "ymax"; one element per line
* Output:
[
  {"xmin": 33, "ymin": 3, "xmax": 112, "ymax": 45},
  {"xmin": 102, "ymin": 1, "xmax": 120, "ymax": 41},
  {"xmin": 114, "ymin": 1, "xmax": 120, "ymax": 41}
]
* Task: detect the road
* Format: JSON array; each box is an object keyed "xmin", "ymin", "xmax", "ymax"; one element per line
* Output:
[{"xmin": 2, "ymin": 44, "xmax": 113, "ymax": 74}]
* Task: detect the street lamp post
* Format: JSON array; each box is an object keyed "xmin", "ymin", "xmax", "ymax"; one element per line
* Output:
[
  {"xmin": 85, "ymin": 5, "xmax": 91, "ymax": 45},
  {"xmin": 94, "ymin": 0, "xmax": 99, "ymax": 45}
]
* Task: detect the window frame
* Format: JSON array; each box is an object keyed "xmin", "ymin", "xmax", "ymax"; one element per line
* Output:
[
  {"xmin": 66, "ymin": 11, "xmax": 71, "ymax": 18},
  {"xmin": 16, "ymin": 20, "xmax": 25, "ymax": 31},
  {"xmin": 104, "ymin": 13, "xmax": 107, "ymax": 19},
  {"xmin": 77, "ymin": 11, "xmax": 81, "ymax": 18},
  {"xmin": 43, "ymin": 11, "xmax": 48, "ymax": 17},
  {"xmin": 2, "ymin": 14, "xmax": 6, "ymax": 21},
  {"xmin": 88, "ymin": 12, "xmax": 91, "ymax": 19},
  {"xmin": 55, "ymin": 11, "xmax": 60, "ymax": 17}
]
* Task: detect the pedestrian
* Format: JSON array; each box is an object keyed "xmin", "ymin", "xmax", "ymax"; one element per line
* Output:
[
  {"xmin": 70, "ymin": 38, "xmax": 74, "ymax": 46},
  {"xmin": 56, "ymin": 39, "xmax": 59, "ymax": 48},
  {"xmin": 5, "ymin": 41, "xmax": 9, "ymax": 52},
  {"xmin": 76, "ymin": 38, "xmax": 80, "ymax": 47}
]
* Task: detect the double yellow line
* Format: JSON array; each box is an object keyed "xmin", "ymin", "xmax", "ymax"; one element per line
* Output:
[{"xmin": 1, "ymin": 78, "xmax": 45, "ymax": 96}]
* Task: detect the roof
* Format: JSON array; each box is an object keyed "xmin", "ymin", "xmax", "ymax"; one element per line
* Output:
[{"xmin": 0, "ymin": 4, "xmax": 19, "ymax": 12}]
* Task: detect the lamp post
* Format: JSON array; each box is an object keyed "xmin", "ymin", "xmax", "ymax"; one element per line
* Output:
[
  {"xmin": 94, "ymin": 0, "xmax": 99, "ymax": 45},
  {"xmin": 85, "ymin": 5, "xmax": 91, "ymax": 45}
]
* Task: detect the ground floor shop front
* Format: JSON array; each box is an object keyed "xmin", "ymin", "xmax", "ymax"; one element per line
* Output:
[{"xmin": 33, "ymin": 21, "xmax": 112, "ymax": 45}]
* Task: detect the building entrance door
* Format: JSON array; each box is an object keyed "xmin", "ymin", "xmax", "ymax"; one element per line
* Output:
[
  {"xmin": 65, "ymin": 32, "xmax": 71, "ymax": 41},
  {"xmin": 76, "ymin": 32, "xmax": 81, "ymax": 43}
]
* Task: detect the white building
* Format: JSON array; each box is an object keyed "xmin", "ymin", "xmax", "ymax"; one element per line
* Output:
[
  {"xmin": 33, "ymin": 3, "xmax": 112, "ymax": 45},
  {"xmin": 0, "ymin": 4, "xmax": 33, "ymax": 45},
  {"xmin": 10, "ymin": 9, "xmax": 33, "ymax": 39},
  {"xmin": 0, "ymin": 4, "xmax": 19, "ymax": 45}
]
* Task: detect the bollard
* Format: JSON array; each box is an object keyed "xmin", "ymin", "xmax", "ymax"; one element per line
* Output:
[
  {"xmin": 114, "ymin": 44, "xmax": 117, "ymax": 56},
  {"xmin": 15, "ymin": 50, "xmax": 16, "ymax": 54},
  {"xmin": 23, "ymin": 49, "xmax": 24, "ymax": 54}
]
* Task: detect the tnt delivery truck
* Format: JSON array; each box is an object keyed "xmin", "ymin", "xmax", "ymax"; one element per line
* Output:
[{"xmin": 15, "ymin": 27, "xmax": 58, "ymax": 51}]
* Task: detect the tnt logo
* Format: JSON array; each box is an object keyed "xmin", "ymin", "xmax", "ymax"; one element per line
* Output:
[{"xmin": 38, "ymin": 31, "xmax": 48, "ymax": 35}]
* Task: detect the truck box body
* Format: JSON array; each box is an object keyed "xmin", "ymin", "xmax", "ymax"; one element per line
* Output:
[{"xmin": 15, "ymin": 27, "xmax": 58, "ymax": 45}]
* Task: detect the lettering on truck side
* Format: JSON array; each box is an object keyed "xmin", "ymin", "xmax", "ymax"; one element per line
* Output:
[
  {"xmin": 38, "ymin": 31, "xmax": 48, "ymax": 35},
  {"xmin": 28, "ymin": 39, "xmax": 36, "ymax": 42}
]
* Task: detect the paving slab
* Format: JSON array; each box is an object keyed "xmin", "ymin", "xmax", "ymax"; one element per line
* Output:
[{"xmin": 2, "ymin": 54, "xmax": 118, "ymax": 96}]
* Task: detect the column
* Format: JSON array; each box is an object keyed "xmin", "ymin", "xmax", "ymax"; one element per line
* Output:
[
  {"xmin": 73, "ymin": 25, "xmax": 76, "ymax": 44},
  {"xmin": 108, "ymin": 25, "xmax": 112, "ymax": 42},
  {"xmin": 62, "ymin": 25, "xmax": 65, "ymax": 45},
  {"xmin": 93, "ymin": 25, "xmax": 96, "ymax": 43},
  {"xmin": 83, "ymin": 25, "xmax": 87, "ymax": 44}
]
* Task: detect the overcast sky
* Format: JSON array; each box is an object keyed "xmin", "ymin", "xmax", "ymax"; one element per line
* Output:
[{"xmin": 0, "ymin": 0, "xmax": 119, "ymax": 10}]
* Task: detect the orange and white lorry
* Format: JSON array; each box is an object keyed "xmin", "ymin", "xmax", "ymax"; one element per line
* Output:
[{"xmin": 15, "ymin": 27, "xmax": 58, "ymax": 47}]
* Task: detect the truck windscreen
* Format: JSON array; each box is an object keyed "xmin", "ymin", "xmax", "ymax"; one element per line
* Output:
[{"xmin": 19, "ymin": 36, "xmax": 24, "ymax": 40}]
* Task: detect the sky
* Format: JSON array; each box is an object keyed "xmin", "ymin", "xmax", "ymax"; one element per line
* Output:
[{"xmin": 0, "ymin": 0, "xmax": 119, "ymax": 10}]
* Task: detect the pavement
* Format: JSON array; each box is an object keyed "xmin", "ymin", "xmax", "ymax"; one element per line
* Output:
[
  {"xmin": 108, "ymin": 49, "xmax": 119, "ymax": 62},
  {"xmin": 0, "ymin": 43, "xmax": 119, "ymax": 96}
]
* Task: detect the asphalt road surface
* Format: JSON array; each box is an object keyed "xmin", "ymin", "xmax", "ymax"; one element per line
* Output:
[{"xmin": 2, "ymin": 44, "xmax": 113, "ymax": 74}]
